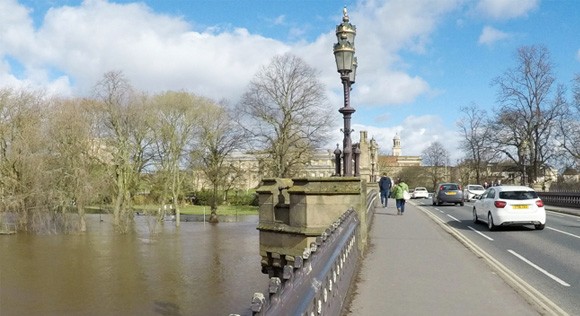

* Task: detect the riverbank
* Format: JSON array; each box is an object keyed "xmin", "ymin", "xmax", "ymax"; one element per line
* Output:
[
  {"xmin": 86, "ymin": 204, "xmax": 259, "ymax": 216},
  {"xmin": 0, "ymin": 223, "xmax": 16, "ymax": 235}
]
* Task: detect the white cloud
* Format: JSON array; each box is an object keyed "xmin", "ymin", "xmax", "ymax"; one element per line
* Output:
[
  {"xmin": 272, "ymin": 15, "xmax": 286, "ymax": 26},
  {"xmin": 329, "ymin": 114, "xmax": 463, "ymax": 162},
  {"xmin": 476, "ymin": 0, "xmax": 539, "ymax": 20},
  {"xmin": 1, "ymin": 0, "xmax": 468, "ymax": 161},
  {"xmin": 1, "ymin": 0, "xmax": 290, "ymax": 99},
  {"xmin": 478, "ymin": 25, "xmax": 510, "ymax": 46},
  {"xmin": 0, "ymin": 0, "xmax": 460, "ymax": 105},
  {"xmin": 355, "ymin": 72, "xmax": 430, "ymax": 105},
  {"xmin": 338, "ymin": 0, "xmax": 461, "ymax": 106}
]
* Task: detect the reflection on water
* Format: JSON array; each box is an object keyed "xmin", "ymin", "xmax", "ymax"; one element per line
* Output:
[{"xmin": 0, "ymin": 214, "xmax": 265, "ymax": 316}]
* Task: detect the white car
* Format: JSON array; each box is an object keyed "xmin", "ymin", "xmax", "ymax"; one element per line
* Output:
[
  {"xmin": 473, "ymin": 186, "xmax": 546, "ymax": 231},
  {"xmin": 410, "ymin": 187, "xmax": 429, "ymax": 199},
  {"xmin": 463, "ymin": 184, "xmax": 485, "ymax": 201}
]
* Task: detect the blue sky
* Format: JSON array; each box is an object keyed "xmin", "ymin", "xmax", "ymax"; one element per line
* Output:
[{"xmin": 1, "ymin": 0, "xmax": 579, "ymax": 163}]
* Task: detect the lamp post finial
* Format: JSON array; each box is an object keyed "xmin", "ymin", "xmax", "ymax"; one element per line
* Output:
[{"xmin": 343, "ymin": 6, "xmax": 349, "ymax": 22}]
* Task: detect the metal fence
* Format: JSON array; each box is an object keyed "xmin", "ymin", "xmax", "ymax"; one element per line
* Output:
[{"xmin": 537, "ymin": 191, "xmax": 580, "ymax": 208}]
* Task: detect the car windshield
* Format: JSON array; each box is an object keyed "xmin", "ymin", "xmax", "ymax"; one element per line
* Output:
[
  {"xmin": 416, "ymin": 188, "xmax": 426, "ymax": 191},
  {"xmin": 468, "ymin": 185, "xmax": 484, "ymax": 190},
  {"xmin": 441, "ymin": 184, "xmax": 459, "ymax": 190},
  {"xmin": 499, "ymin": 191, "xmax": 538, "ymax": 200}
]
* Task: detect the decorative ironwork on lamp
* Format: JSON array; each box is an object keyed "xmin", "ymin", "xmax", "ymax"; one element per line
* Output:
[{"xmin": 333, "ymin": 7, "xmax": 357, "ymax": 176}]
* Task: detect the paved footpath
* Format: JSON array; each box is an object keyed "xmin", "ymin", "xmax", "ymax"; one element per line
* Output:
[{"xmin": 344, "ymin": 200, "xmax": 541, "ymax": 316}]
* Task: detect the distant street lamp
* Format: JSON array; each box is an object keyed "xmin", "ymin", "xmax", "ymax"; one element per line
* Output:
[
  {"xmin": 333, "ymin": 7, "xmax": 357, "ymax": 176},
  {"xmin": 370, "ymin": 140, "xmax": 377, "ymax": 182}
]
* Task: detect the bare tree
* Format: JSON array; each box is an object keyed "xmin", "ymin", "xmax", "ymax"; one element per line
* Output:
[
  {"xmin": 557, "ymin": 73, "xmax": 580, "ymax": 163},
  {"xmin": 236, "ymin": 53, "xmax": 333, "ymax": 178},
  {"xmin": 192, "ymin": 99, "xmax": 244, "ymax": 223},
  {"xmin": 491, "ymin": 45, "xmax": 567, "ymax": 185},
  {"xmin": 92, "ymin": 71, "xmax": 152, "ymax": 232},
  {"xmin": 457, "ymin": 103, "xmax": 499, "ymax": 184},
  {"xmin": 150, "ymin": 91, "xmax": 200, "ymax": 226},
  {"xmin": 422, "ymin": 141, "xmax": 450, "ymax": 190},
  {"xmin": 45, "ymin": 97, "xmax": 107, "ymax": 232},
  {"xmin": 0, "ymin": 88, "xmax": 49, "ymax": 231}
]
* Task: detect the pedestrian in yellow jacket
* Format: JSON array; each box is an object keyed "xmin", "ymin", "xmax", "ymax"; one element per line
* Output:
[{"xmin": 391, "ymin": 178, "xmax": 409, "ymax": 215}]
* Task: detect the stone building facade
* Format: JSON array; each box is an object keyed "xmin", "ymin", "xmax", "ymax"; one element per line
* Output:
[
  {"xmin": 377, "ymin": 133, "xmax": 422, "ymax": 177},
  {"xmin": 192, "ymin": 132, "xmax": 422, "ymax": 192}
]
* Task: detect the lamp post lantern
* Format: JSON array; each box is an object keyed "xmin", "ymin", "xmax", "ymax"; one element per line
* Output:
[{"xmin": 333, "ymin": 7, "xmax": 357, "ymax": 176}]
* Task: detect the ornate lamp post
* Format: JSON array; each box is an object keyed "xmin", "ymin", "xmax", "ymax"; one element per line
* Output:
[
  {"xmin": 333, "ymin": 7, "xmax": 357, "ymax": 177},
  {"xmin": 370, "ymin": 139, "xmax": 377, "ymax": 182}
]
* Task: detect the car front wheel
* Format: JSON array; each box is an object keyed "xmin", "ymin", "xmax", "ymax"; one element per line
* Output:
[
  {"xmin": 472, "ymin": 208, "xmax": 479, "ymax": 223},
  {"xmin": 535, "ymin": 223, "xmax": 545, "ymax": 230},
  {"xmin": 487, "ymin": 213, "xmax": 496, "ymax": 231}
]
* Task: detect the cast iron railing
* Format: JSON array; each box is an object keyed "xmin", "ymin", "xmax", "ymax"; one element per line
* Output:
[
  {"xmin": 537, "ymin": 192, "xmax": 580, "ymax": 208},
  {"xmin": 234, "ymin": 208, "xmax": 360, "ymax": 316}
]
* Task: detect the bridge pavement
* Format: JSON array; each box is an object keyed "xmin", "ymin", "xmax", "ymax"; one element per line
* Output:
[
  {"xmin": 544, "ymin": 205, "xmax": 580, "ymax": 217},
  {"xmin": 343, "ymin": 200, "xmax": 542, "ymax": 316}
]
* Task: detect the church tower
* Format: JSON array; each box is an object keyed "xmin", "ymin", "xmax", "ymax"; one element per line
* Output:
[{"xmin": 392, "ymin": 133, "xmax": 401, "ymax": 156}]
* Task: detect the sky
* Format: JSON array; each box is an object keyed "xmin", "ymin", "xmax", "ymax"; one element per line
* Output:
[{"xmin": 1, "ymin": 0, "xmax": 579, "ymax": 163}]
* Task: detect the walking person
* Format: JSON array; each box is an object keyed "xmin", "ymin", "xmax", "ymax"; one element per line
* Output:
[
  {"xmin": 391, "ymin": 178, "xmax": 409, "ymax": 215},
  {"xmin": 379, "ymin": 173, "xmax": 393, "ymax": 207}
]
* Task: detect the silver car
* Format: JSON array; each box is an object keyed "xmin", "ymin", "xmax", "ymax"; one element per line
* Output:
[{"xmin": 432, "ymin": 183, "xmax": 464, "ymax": 206}]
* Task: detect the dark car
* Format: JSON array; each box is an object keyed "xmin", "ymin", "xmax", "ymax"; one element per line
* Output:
[{"xmin": 432, "ymin": 183, "xmax": 464, "ymax": 206}]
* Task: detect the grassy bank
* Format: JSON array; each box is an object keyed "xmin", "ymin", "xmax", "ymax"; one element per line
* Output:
[{"xmin": 86, "ymin": 205, "xmax": 258, "ymax": 216}]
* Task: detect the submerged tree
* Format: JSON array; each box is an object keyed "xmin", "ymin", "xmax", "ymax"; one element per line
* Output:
[
  {"xmin": 192, "ymin": 99, "xmax": 243, "ymax": 223},
  {"xmin": 150, "ymin": 91, "xmax": 200, "ymax": 226},
  {"xmin": 92, "ymin": 71, "xmax": 152, "ymax": 232},
  {"xmin": 0, "ymin": 88, "xmax": 46, "ymax": 231},
  {"xmin": 46, "ymin": 97, "xmax": 108, "ymax": 232}
]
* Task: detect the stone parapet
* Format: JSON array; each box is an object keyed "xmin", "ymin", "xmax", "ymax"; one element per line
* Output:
[{"xmin": 256, "ymin": 177, "xmax": 366, "ymax": 278}]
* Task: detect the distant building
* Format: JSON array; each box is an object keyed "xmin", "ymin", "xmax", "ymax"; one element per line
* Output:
[
  {"xmin": 378, "ymin": 134, "xmax": 422, "ymax": 175},
  {"xmin": 191, "ymin": 131, "xmax": 382, "ymax": 191}
]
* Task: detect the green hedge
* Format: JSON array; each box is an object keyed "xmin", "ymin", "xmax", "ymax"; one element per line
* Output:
[{"xmin": 186, "ymin": 190, "xmax": 258, "ymax": 206}]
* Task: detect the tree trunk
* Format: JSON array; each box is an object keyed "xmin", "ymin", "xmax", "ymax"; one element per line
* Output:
[
  {"xmin": 209, "ymin": 183, "xmax": 219, "ymax": 223},
  {"xmin": 208, "ymin": 206, "xmax": 219, "ymax": 223},
  {"xmin": 78, "ymin": 204, "xmax": 86, "ymax": 232}
]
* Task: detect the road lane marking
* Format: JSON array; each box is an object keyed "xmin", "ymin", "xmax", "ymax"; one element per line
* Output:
[
  {"xmin": 467, "ymin": 226, "xmax": 494, "ymax": 241},
  {"xmin": 416, "ymin": 205, "xmax": 568, "ymax": 314},
  {"xmin": 446, "ymin": 214, "xmax": 460, "ymax": 222},
  {"xmin": 547, "ymin": 227, "xmax": 580, "ymax": 239},
  {"xmin": 507, "ymin": 250, "xmax": 571, "ymax": 287}
]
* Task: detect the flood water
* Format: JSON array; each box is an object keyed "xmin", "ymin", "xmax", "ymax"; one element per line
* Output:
[{"xmin": 0, "ymin": 214, "xmax": 266, "ymax": 316}]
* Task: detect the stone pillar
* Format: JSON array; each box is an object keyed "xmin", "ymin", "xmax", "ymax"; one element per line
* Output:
[{"xmin": 256, "ymin": 177, "xmax": 364, "ymax": 278}]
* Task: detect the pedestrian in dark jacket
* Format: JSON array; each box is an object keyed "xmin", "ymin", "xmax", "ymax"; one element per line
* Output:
[{"xmin": 379, "ymin": 173, "xmax": 392, "ymax": 207}]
